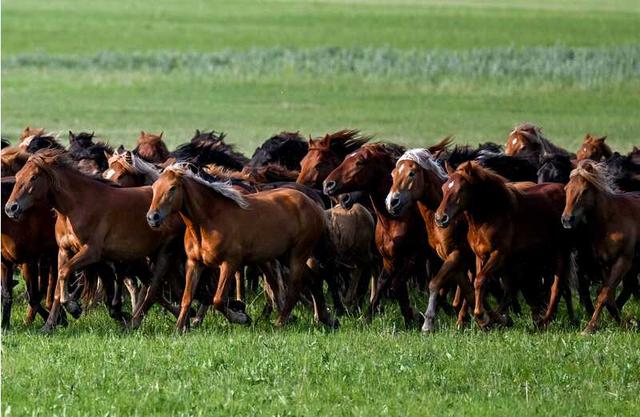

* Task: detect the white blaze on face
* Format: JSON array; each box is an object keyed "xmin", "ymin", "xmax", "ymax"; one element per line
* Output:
[
  {"xmin": 448, "ymin": 180, "xmax": 455, "ymax": 189},
  {"xmin": 398, "ymin": 164, "xmax": 405, "ymax": 174},
  {"xmin": 104, "ymin": 169, "xmax": 115, "ymax": 179},
  {"xmin": 512, "ymin": 138, "xmax": 518, "ymax": 145}
]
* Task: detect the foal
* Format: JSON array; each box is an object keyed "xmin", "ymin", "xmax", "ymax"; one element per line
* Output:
[
  {"xmin": 147, "ymin": 163, "xmax": 337, "ymax": 331},
  {"xmin": 562, "ymin": 160, "xmax": 640, "ymax": 333},
  {"xmin": 435, "ymin": 162, "xmax": 572, "ymax": 328}
]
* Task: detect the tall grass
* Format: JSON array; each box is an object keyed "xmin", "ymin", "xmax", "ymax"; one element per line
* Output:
[{"xmin": 5, "ymin": 45, "xmax": 639, "ymax": 87}]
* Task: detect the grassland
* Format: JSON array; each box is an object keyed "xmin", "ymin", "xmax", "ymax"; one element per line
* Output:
[{"xmin": 2, "ymin": 1, "xmax": 640, "ymax": 416}]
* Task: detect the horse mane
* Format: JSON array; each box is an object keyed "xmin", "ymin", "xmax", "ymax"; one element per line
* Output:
[
  {"xmin": 510, "ymin": 122, "xmax": 572, "ymax": 157},
  {"xmin": 427, "ymin": 135, "xmax": 453, "ymax": 158},
  {"xmin": 68, "ymin": 131, "xmax": 96, "ymax": 151},
  {"xmin": 70, "ymin": 141, "xmax": 114, "ymax": 172},
  {"xmin": 241, "ymin": 163, "xmax": 300, "ymax": 183},
  {"xmin": 171, "ymin": 130, "xmax": 248, "ymax": 169},
  {"xmin": 107, "ymin": 149, "xmax": 160, "ymax": 183},
  {"xmin": 398, "ymin": 148, "xmax": 447, "ymax": 180},
  {"xmin": 27, "ymin": 148, "xmax": 120, "ymax": 187},
  {"xmin": 540, "ymin": 153, "xmax": 574, "ymax": 170},
  {"xmin": 1, "ymin": 139, "xmax": 10, "ymax": 149},
  {"xmin": 21, "ymin": 133, "xmax": 65, "ymax": 153},
  {"xmin": 166, "ymin": 162, "xmax": 249, "ymax": 209},
  {"xmin": 247, "ymin": 131, "xmax": 308, "ymax": 169},
  {"xmin": 570, "ymin": 160, "xmax": 619, "ymax": 194},
  {"xmin": 203, "ymin": 164, "xmax": 247, "ymax": 181},
  {"xmin": 133, "ymin": 131, "xmax": 170, "ymax": 164},
  {"xmin": 311, "ymin": 129, "xmax": 372, "ymax": 156},
  {"xmin": 360, "ymin": 142, "xmax": 406, "ymax": 161}
]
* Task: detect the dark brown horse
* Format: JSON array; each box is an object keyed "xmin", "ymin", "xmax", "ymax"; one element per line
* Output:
[
  {"xmin": 147, "ymin": 163, "xmax": 337, "ymax": 331},
  {"xmin": 4, "ymin": 150, "xmax": 183, "ymax": 332},
  {"xmin": 324, "ymin": 143, "xmax": 431, "ymax": 326},
  {"xmin": 385, "ymin": 148, "xmax": 475, "ymax": 331},
  {"xmin": 561, "ymin": 160, "xmax": 640, "ymax": 333},
  {"xmin": 297, "ymin": 130, "xmax": 371, "ymax": 189},
  {"xmin": 435, "ymin": 162, "xmax": 572, "ymax": 328},
  {"xmin": 576, "ymin": 134, "xmax": 612, "ymax": 162}
]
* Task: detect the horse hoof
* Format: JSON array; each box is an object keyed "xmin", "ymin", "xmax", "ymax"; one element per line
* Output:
[
  {"xmin": 226, "ymin": 308, "xmax": 251, "ymax": 325},
  {"xmin": 40, "ymin": 325, "xmax": 54, "ymax": 334},
  {"xmin": 228, "ymin": 299, "xmax": 247, "ymax": 313},
  {"xmin": 191, "ymin": 318, "xmax": 203, "ymax": 328},
  {"xmin": 502, "ymin": 314, "xmax": 514, "ymax": 328},
  {"xmin": 65, "ymin": 301, "xmax": 83, "ymax": 319},
  {"xmin": 421, "ymin": 318, "xmax": 436, "ymax": 333},
  {"xmin": 581, "ymin": 326, "xmax": 596, "ymax": 335}
]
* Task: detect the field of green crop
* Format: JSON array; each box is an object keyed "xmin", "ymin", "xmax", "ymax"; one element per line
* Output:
[{"xmin": 2, "ymin": 1, "xmax": 640, "ymax": 416}]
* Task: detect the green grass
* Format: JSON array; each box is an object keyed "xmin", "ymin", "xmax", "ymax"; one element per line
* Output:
[{"xmin": 3, "ymin": 0, "xmax": 640, "ymax": 416}]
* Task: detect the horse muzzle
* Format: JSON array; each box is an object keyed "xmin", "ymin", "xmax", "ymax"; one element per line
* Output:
[
  {"xmin": 4, "ymin": 201, "xmax": 22, "ymax": 220},
  {"xmin": 561, "ymin": 214, "xmax": 575, "ymax": 229},
  {"xmin": 385, "ymin": 192, "xmax": 406, "ymax": 217},
  {"xmin": 435, "ymin": 213, "xmax": 450, "ymax": 228},
  {"xmin": 323, "ymin": 180, "xmax": 338, "ymax": 196},
  {"xmin": 146, "ymin": 211, "xmax": 164, "ymax": 229}
]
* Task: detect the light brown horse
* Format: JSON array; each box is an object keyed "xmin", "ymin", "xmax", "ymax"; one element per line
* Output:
[
  {"xmin": 5, "ymin": 149, "xmax": 183, "ymax": 332},
  {"xmin": 576, "ymin": 134, "xmax": 612, "ymax": 162},
  {"xmin": 385, "ymin": 148, "xmax": 476, "ymax": 331},
  {"xmin": 19, "ymin": 126, "xmax": 46, "ymax": 141},
  {"xmin": 147, "ymin": 163, "xmax": 337, "ymax": 331},
  {"xmin": 561, "ymin": 160, "xmax": 640, "ymax": 333},
  {"xmin": 104, "ymin": 147, "xmax": 160, "ymax": 186},
  {"xmin": 435, "ymin": 162, "xmax": 572, "ymax": 329},
  {"xmin": 505, "ymin": 123, "xmax": 573, "ymax": 163},
  {"xmin": 1, "ymin": 146, "xmax": 30, "ymax": 177},
  {"xmin": 297, "ymin": 130, "xmax": 371, "ymax": 188}
]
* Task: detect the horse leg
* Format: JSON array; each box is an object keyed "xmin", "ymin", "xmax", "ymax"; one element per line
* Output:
[
  {"xmin": 1, "ymin": 261, "xmax": 15, "ymax": 330},
  {"xmin": 23, "ymin": 261, "xmax": 49, "ymax": 325},
  {"xmin": 213, "ymin": 261, "xmax": 250, "ymax": 325},
  {"xmin": 235, "ymin": 269, "xmax": 245, "ymax": 302},
  {"xmin": 57, "ymin": 245, "xmax": 101, "ymax": 318},
  {"xmin": 422, "ymin": 250, "xmax": 469, "ymax": 332},
  {"xmin": 540, "ymin": 253, "xmax": 570, "ymax": 327},
  {"xmin": 474, "ymin": 251, "xmax": 503, "ymax": 329},
  {"xmin": 130, "ymin": 248, "xmax": 172, "ymax": 329},
  {"xmin": 306, "ymin": 263, "xmax": 338, "ymax": 328},
  {"xmin": 365, "ymin": 266, "xmax": 391, "ymax": 322},
  {"xmin": 175, "ymin": 259, "xmax": 204, "ymax": 332},
  {"xmin": 574, "ymin": 249, "xmax": 595, "ymax": 315},
  {"xmin": 584, "ymin": 258, "xmax": 631, "ymax": 334}
]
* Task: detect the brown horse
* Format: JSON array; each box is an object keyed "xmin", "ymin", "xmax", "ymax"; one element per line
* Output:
[
  {"xmin": 561, "ymin": 160, "xmax": 640, "ymax": 333},
  {"xmin": 297, "ymin": 130, "xmax": 371, "ymax": 188},
  {"xmin": 324, "ymin": 143, "xmax": 433, "ymax": 326},
  {"xmin": 104, "ymin": 147, "xmax": 160, "ymax": 186},
  {"xmin": 2, "ymin": 177, "xmax": 58, "ymax": 329},
  {"xmin": 147, "ymin": 163, "xmax": 337, "ymax": 331},
  {"xmin": 505, "ymin": 123, "xmax": 573, "ymax": 164},
  {"xmin": 4, "ymin": 149, "xmax": 183, "ymax": 332},
  {"xmin": 133, "ymin": 131, "xmax": 169, "ymax": 164},
  {"xmin": 576, "ymin": 134, "xmax": 612, "ymax": 162},
  {"xmin": 19, "ymin": 126, "xmax": 46, "ymax": 141},
  {"xmin": 1, "ymin": 146, "xmax": 31, "ymax": 176},
  {"xmin": 385, "ymin": 148, "xmax": 476, "ymax": 331},
  {"xmin": 435, "ymin": 162, "xmax": 572, "ymax": 328}
]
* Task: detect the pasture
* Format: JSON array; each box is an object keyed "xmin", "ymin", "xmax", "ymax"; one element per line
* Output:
[{"xmin": 2, "ymin": 1, "xmax": 640, "ymax": 416}]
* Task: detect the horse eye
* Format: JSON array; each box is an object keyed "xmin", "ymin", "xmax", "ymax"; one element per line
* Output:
[
  {"xmin": 408, "ymin": 171, "xmax": 416, "ymax": 178},
  {"xmin": 355, "ymin": 159, "xmax": 365, "ymax": 166},
  {"xmin": 30, "ymin": 175, "xmax": 37, "ymax": 181}
]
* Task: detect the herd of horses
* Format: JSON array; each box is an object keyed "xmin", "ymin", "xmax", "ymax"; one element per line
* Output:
[{"xmin": 1, "ymin": 124, "xmax": 639, "ymax": 334}]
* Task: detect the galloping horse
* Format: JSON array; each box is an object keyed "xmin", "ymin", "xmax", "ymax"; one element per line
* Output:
[
  {"xmin": 561, "ymin": 160, "xmax": 640, "ymax": 333},
  {"xmin": 385, "ymin": 148, "xmax": 475, "ymax": 331},
  {"xmin": 505, "ymin": 123, "xmax": 573, "ymax": 165},
  {"xmin": 435, "ymin": 162, "xmax": 572, "ymax": 328},
  {"xmin": 133, "ymin": 131, "xmax": 170, "ymax": 164},
  {"xmin": 4, "ymin": 149, "xmax": 183, "ymax": 332},
  {"xmin": 147, "ymin": 163, "xmax": 337, "ymax": 331},
  {"xmin": 324, "ymin": 143, "xmax": 433, "ymax": 326},
  {"xmin": 576, "ymin": 134, "xmax": 612, "ymax": 162}
]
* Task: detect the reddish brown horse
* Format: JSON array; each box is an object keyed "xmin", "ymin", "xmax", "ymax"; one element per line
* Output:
[
  {"xmin": 2, "ymin": 177, "xmax": 58, "ymax": 328},
  {"xmin": 505, "ymin": 123, "xmax": 573, "ymax": 164},
  {"xmin": 385, "ymin": 148, "xmax": 476, "ymax": 331},
  {"xmin": 133, "ymin": 131, "xmax": 169, "ymax": 164},
  {"xmin": 297, "ymin": 130, "xmax": 370, "ymax": 189},
  {"xmin": 435, "ymin": 162, "xmax": 571, "ymax": 328},
  {"xmin": 561, "ymin": 160, "xmax": 640, "ymax": 333},
  {"xmin": 147, "ymin": 163, "xmax": 337, "ymax": 331},
  {"xmin": 324, "ymin": 143, "xmax": 433, "ymax": 326},
  {"xmin": 5, "ymin": 149, "xmax": 183, "ymax": 332},
  {"xmin": 576, "ymin": 134, "xmax": 612, "ymax": 162}
]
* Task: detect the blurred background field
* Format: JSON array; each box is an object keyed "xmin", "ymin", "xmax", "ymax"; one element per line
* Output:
[{"xmin": 2, "ymin": 1, "xmax": 640, "ymax": 416}]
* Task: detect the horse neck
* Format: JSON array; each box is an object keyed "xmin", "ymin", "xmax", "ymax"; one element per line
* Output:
[
  {"xmin": 418, "ymin": 168, "xmax": 445, "ymax": 211},
  {"xmin": 466, "ymin": 178, "xmax": 515, "ymax": 225},
  {"xmin": 179, "ymin": 178, "xmax": 233, "ymax": 230},
  {"xmin": 584, "ymin": 189, "xmax": 616, "ymax": 236},
  {"xmin": 368, "ymin": 157, "xmax": 397, "ymax": 219},
  {"xmin": 47, "ymin": 166, "xmax": 106, "ymax": 216}
]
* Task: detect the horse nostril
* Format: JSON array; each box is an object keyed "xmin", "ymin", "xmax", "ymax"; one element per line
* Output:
[
  {"xmin": 437, "ymin": 214, "xmax": 449, "ymax": 225},
  {"xmin": 9, "ymin": 203, "xmax": 18, "ymax": 212},
  {"xmin": 390, "ymin": 197, "xmax": 400, "ymax": 208},
  {"xmin": 324, "ymin": 181, "xmax": 336, "ymax": 194}
]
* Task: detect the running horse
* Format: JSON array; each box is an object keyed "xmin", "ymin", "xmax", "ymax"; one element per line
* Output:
[
  {"xmin": 4, "ymin": 149, "xmax": 183, "ymax": 332},
  {"xmin": 146, "ymin": 163, "xmax": 337, "ymax": 331},
  {"xmin": 576, "ymin": 134, "xmax": 612, "ymax": 162},
  {"xmin": 505, "ymin": 123, "xmax": 574, "ymax": 166},
  {"xmin": 435, "ymin": 162, "xmax": 572, "ymax": 328},
  {"xmin": 561, "ymin": 160, "xmax": 640, "ymax": 333}
]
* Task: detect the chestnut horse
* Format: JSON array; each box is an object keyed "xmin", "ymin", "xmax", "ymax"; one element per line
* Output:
[
  {"xmin": 576, "ymin": 134, "xmax": 612, "ymax": 162},
  {"xmin": 4, "ymin": 150, "xmax": 183, "ymax": 332},
  {"xmin": 435, "ymin": 162, "xmax": 572, "ymax": 328},
  {"xmin": 561, "ymin": 160, "xmax": 640, "ymax": 333},
  {"xmin": 324, "ymin": 143, "xmax": 433, "ymax": 326},
  {"xmin": 505, "ymin": 123, "xmax": 573, "ymax": 165},
  {"xmin": 297, "ymin": 129, "xmax": 371, "ymax": 189},
  {"xmin": 133, "ymin": 131, "xmax": 169, "ymax": 164},
  {"xmin": 147, "ymin": 163, "xmax": 337, "ymax": 331},
  {"xmin": 385, "ymin": 149, "xmax": 476, "ymax": 331}
]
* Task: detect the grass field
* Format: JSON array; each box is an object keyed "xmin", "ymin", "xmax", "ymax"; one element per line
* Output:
[{"xmin": 2, "ymin": 1, "xmax": 640, "ymax": 416}]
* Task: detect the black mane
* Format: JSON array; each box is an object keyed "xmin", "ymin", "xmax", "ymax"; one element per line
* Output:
[
  {"xmin": 171, "ymin": 130, "xmax": 249, "ymax": 169},
  {"xmin": 247, "ymin": 131, "xmax": 308, "ymax": 170}
]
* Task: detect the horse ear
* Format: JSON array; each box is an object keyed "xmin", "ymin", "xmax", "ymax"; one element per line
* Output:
[
  {"xmin": 445, "ymin": 161, "xmax": 455, "ymax": 175},
  {"xmin": 462, "ymin": 161, "xmax": 474, "ymax": 176},
  {"xmin": 90, "ymin": 131, "xmax": 95, "ymax": 138},
  {"xmin": 103, "ymin": 150, "xmax": 112, "ymax": 160},
  {"xmin": 140, "ymin": 131, "xmax": 146, "ymax": 137},
  {"xmin": 69, "ymin": 130, "xmax": 75, "ymax": 140},
  {"xmin": 159, "ymin": 131, "xmax": 164, "ymax": 139},
  {"xmin": 596, "ymin": 136, "xmax": 607, "ymax": 143},
  {"xmin": 195, "ymin": 129, "xmax": 201, "ymax": 136}
]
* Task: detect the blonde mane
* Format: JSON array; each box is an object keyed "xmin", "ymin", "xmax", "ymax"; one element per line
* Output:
[
  {"xmin": 397, "ymin": 148, "xmax": 447, "ymax": 181},
  {"xmin": 166, "ymin": 162, "xmax": 249, "ymax": 209},
  {"xmin": 107, "ymin": 151, "xmax": 160, "ymax": 184},
  {"xmin": 569, "ymin": 160, "xmax": 618, "ymax": 194}
]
